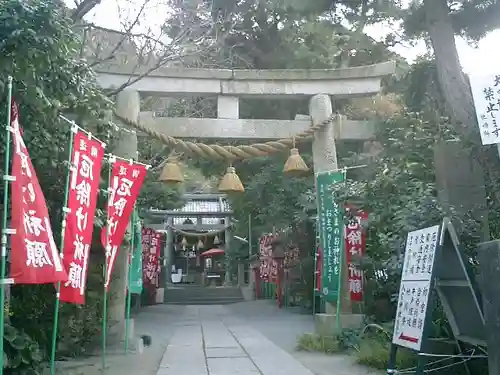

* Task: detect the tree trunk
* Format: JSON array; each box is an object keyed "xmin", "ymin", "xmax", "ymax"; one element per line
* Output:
[
  {"xmin": 423, "ymin": 0, "xmax": 478, "ymax": 141},
  {"xmin": 423, "ymin": 0, "xmax": 491, "ymax": 241}
]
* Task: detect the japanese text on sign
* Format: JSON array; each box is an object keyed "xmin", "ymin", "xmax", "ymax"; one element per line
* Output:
[
  {"xmin": 101, "ymin": 160, "xmax": 148, "ymax": 290},
  {"xmin": 470, "ymin": 74, "xmax": 500, "ymax": 145},
  {"xmin": 259, "ymin": 234, "xmax": 276, "ymax": 282},
  {"xmin": 344, "ymin": 209, "xmax": 367, "ymax": 302},
  {"xmin": 142, "ymin": 228, "xmax": 161, "ymax": 286},
  {"xmin": 60, "ymin": 131, "xmax": 105, "ymax": 304},
  {"xmin": 316, "ymin": 171, "xmax": 344, "ymax": 302},
  {"xmin": 392, "ymin": 225, "xmax": 440, "ymax": 351},
  {"xmin": 9, "ymin": 101, "xmax": 67, "ymax": 284}
]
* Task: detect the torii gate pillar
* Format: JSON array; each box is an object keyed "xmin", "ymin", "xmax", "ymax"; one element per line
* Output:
[
  {"xmin": 108, "ymin": 89, "xmax": 139, "ymax": 342},
  {"xmin": 310, "ymin": 94, "xmax": 363, "ymax": 331}
]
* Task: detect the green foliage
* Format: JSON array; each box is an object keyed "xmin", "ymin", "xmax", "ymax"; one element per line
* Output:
[
  {"xmin": 0, "ymin": 0, "xmax": 112, "ymax": 369},
  {"xmin": 55, "ymin": 262, "xmax": 105, "ymax": 357},
  {"xmin": 296, "ymin": 333, "xmax": 340, "ymax": 353},
  {"xmin": 230, "ymin": 154, "xmax": 314, "ymax": 234},
  {"xmin": 403, "ymin": 0, "xmax": 500, "ymax": 42},
  {"xmin": 8, "ymin": 260, "xmax": 105, "ymax": 359},
  {"xmin": 329, "ymin": 111, "xmax": 480, "ymax": 318},
  {"xmin": 4, "ymin": 322, "xmax": 44, "ymax": 374},
  {"xmin": 0, "ymin": 0, "xmax": 110, "ymax": 223},
  {"xmin": 297, "ymin": 323, "xmax": 417, "ymax": 370},
  {"xmin": 356, "ymin": 338, "xmax": 416, "ymax": 370}
]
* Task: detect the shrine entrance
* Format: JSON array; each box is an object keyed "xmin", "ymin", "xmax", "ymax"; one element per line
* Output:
[
  {"xmin": 97, "ymin": 62, "xmax": 396, "ymax": 316},
  {"xmin": 144, "ymin": 193, "xmax": 233, "ymax": 291}
]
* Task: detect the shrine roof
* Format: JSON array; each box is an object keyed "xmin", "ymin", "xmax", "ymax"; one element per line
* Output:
[{"xmin": 145, "ymin": 193, "xmax": 232, "ymax": 226}]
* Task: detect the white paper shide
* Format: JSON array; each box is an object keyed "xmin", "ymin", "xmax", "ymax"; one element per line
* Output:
[{"xmin": 392, "ymin": 225, "xmax": 440, "ymax": 351}]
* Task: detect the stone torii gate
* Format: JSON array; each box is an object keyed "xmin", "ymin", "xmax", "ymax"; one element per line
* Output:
[{"xmin": 96, "ymin": 61, "xmax": 395, "ymax": 334}]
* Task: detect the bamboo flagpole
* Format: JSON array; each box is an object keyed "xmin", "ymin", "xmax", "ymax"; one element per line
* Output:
[
  {"xmin": 0, "ymin": 76, "xmax": 13, "ymax": 374},
  {"xmin": 101, "ymin": 156, "xmax": 148, "ymax": 367},
  {"xmin": 334, "ymin": 168, "xmax": 348, "ymax": 332},
  {"xmin": 248, "ymin": 214, "xmax": 252, "ymax": 257},
  {"xmin": 102, "ymin": 155, "xmax": 114, "ymax": 370},
  {"xmin": 49, "ymin": 122, "xmax": 76, "ymax": 375},
  {"xmin": 124, "ymin": 206, "xmax": 136, "ymax": 354},
  {"xmin": 313, "ymin": 219, "xmax": 318, "ymax": 317}
]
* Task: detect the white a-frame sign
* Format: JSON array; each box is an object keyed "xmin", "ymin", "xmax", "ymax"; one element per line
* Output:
[
  {"xmin": 392, "ymin": 224, "xmax": 440, "ymax": 351},
  {"xmin": 388, "ymin": 218, "xmax": 485, "ymax": 375}
]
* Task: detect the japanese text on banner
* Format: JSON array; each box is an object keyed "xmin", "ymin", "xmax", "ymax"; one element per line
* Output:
[
  {"xmin": 60, "ymin": 131, "xmax": 105, "ymax": 304},
  {"xmin": 259, "ymin": 234, "xmax": 275, "ymax": 282},
  {"xmin": 142, "ymin": 228, "xmax": 161, "ymax": 286},
  {"xmin": 470, "ymin": 73, "xmax": 500, "ymax": 145},
  {"xmin": 101, "ymin": 160, "xmax": 147, "ymax": 290},
  {"xmin": 315, "ymin": 171, "xmax": 344, "ymax": 302},
  {"xmin": 9, "ymin": 101, "xmax": 67, "ymax": 284},
  {"xmin": 344, "ymin": 209, "xmax": 367, "ymax": 302}
]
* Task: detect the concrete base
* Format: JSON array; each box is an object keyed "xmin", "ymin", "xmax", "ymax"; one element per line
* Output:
[
  {"xmin": 107, "ymin": 318, "xmax": 135, "ymax": 343},
  {"xmin": 122, "ymin": 318, "xmax": 135, "ymax": 342},
  {"xmin": 240, "ymin": 285, "xmax": 255, "ymax": 301},
  {"xmin": 314, "ymin": 313, "xmax": 364, "ymax": 335},
  {"xmin": 156, "ymin": 287, "xmax": 165, "ymax": 303},
  {"xmin": 136, "ymin": 337, "xmax": 145, "ymax": 354}
]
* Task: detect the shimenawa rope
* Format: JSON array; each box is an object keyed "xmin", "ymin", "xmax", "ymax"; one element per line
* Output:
[{"xmin": 113, "ymin": 111, "xmax": 337, "ymax": 160}]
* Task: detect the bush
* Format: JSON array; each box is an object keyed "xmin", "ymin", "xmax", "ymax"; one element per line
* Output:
[
  {"xmin": 356, "ymin": 337, "xmax": 416, "ymax": 370},
  {"xmin": 4, "ymin": 322, "xmax": 44, "ymax": 374},
  {"xmin": 296, "ymin": 334, "xmax": 340, "ymax": 353}
]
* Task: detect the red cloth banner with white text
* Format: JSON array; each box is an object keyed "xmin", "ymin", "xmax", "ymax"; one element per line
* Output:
[
  {"xmin": 59, "ymin": 131, "xmax": 105, "ymax": 304},
  {"xmin": 101, "ymin": 159, "xmax": 147, "ymax": 290},
  {"xmin": 344, "ymin": 209, "xmax": 368, "ymax": 302},
  {"xmin": 9, "ymin": 102, "xmax": 67, "ymax": 284},
  {"xmin": 142, "ymin": 228, "xmax": 161, "ymax": 286},
  {"xmin": 258, "ymin": 234, "xmax": 275, "ymax": 282}
]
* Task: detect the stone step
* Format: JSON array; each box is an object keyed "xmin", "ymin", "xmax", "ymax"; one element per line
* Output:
[
  {"xmin": 164, "ymin": 286, "xmax": 244, "ymax": 305},
  {"xmin": 164, "ymin": 297, "xmax": 244, "ymax": 305},
  {"xmin": 165, "ymin": 289, "xmax": 242, "ymax": 298}
]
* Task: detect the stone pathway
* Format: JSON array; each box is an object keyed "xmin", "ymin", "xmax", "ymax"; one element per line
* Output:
[
  {"xmin": 64, "ymin": 301, "xmax": 379, "ymax": 375},
  {"xmin": 157, "ymin": 304, "xmax": 315, "ymax": 375}
]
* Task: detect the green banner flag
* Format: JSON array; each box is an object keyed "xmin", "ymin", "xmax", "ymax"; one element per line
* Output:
[
  {"xmin": 316, "ymin": 170, "xmax": 345, "ymax": 303},
  {"xmin": 129, "ymin": 221, "xmax": 143, "ymax": 295}
]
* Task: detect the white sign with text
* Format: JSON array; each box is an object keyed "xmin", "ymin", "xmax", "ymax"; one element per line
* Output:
[
  {"xmin": 470, "ymin": 74, "xmax": 500, "ymax": 145},
  {"xmin": 392, "ymin": 225, "xmax": 440, "ymax": 351}
]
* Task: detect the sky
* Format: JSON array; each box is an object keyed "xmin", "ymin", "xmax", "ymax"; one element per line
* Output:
[{"xmin": 78, "ymin": 0, "xmax": 500, "ymax": 76}]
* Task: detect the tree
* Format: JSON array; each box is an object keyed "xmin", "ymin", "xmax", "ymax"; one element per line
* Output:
[
  {"xmin": 0, "ymin": 0, "xmax": 184, "ymax": 369},
  {"xmin": 74, "ymin": 0, "xmax": 230, "ymax": 94},
  {"xmin": 0, "ymin": 0, "xmax": 113, "ymax": 368}
]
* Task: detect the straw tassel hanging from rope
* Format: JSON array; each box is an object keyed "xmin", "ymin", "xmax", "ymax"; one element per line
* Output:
[
  {"xmin": 283, "ymin": 137, "xmax": 309, "ymax": 176},
  {"xmin": 218, "ymin": 165, "xmax": 244, "ymax": 193},
  {"xmin": 159, "ymin": 154, "xmax": 184, "ymax": 184}
]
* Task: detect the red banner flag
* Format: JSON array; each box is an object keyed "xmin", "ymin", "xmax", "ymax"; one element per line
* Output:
[
  {"xmin": 101, "ymin": 159, "xmax": 147, "ymax": 290},
  {"xmin": 59, "ymin": 131, "xmax": 105, "ymax": 304},
  {"xmin": 345, "ymin": 209, "xmax": 368, "ymax": 302},
  {"xmin": 258, "ymin": 234, "xmax": 275, "ymax": 282},
  {"xmin": 9, "ymin": 102, "xmax": 67, "ymax": 284},
  {"xmin": 142, "ymin": 228, "xmax": 161, "ymax": 286}
]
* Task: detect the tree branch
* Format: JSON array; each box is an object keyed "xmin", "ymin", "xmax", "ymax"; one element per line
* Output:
[{"xmin": 72, "ymin": 0, "xmax": 102, "ymax": 21}]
